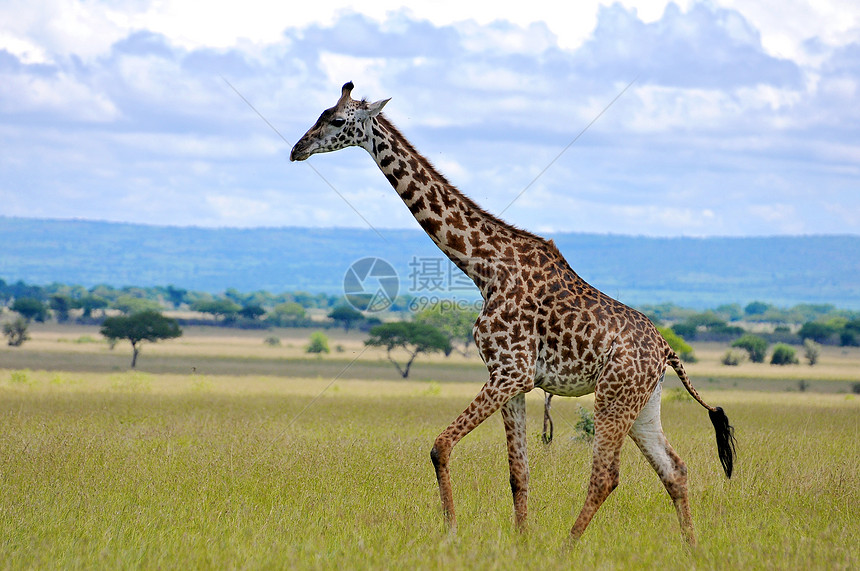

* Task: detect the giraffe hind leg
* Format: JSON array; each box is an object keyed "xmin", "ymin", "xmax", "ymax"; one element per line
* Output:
[
  {"xmin": 501, "ymin": 392, "xmax": 529, "ymax": 530},
  {"xmin": 628, "ymin": 381, "xmax": 696, "ymax": 545}
]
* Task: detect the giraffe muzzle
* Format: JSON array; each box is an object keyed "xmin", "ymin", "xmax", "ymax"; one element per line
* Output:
[{"xmin": 290, "ymin": 143, "xmax": 310, "ymax": 162}]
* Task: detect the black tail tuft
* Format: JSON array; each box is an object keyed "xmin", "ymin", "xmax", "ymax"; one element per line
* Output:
[{"xmin": 708, "ymin": 407, "xmax": 737, "ymax": 478}]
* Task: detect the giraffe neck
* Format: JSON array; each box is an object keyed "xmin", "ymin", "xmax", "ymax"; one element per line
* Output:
[{"xmin": 364, "ymin": 114, "xmax": 522, "ymax": 293}]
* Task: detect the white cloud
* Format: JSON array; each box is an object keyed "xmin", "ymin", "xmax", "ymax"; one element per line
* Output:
[
  {"xmin": 719, "ymin": 0, "xmax": 860, "ymax": 61},
  {"xmin": 0, "ymin": 70, "xmax": 119, "ymax": 120},
  {"xmin": 0, "ymin": 31, "xmax": 50, "ymax": 64},
  {"xmin": 0, "ymin": 0, "xmax": 130, "ymax": 63},
  {"xmin": 0, "ymin": 1, "xmax": 858, "ymax": 237}
]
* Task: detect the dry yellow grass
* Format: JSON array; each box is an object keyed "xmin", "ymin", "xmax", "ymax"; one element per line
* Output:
[
  {"xmin": 18, "ymin": 324, "xmax": 860, "ymax": 377},
  {"xmin": 1, "ymin": 368, "xmax": 857, "ymax": 569},
  {"xmin": 22, "ymin": 323, "xmax": 481, "ymax": 364},
  {"xmin": 686, "ymin": 342, "xmax": 860, "ymax": 381}
]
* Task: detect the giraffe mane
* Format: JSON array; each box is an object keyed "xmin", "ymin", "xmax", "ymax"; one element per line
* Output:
[{"xmin": 375, "ymin": 113, "xmax": 563, "ymax": 257}]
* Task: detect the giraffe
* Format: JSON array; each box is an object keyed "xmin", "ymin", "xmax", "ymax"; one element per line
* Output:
[{"xmin": 290, "ymin": 82, "xmax": 736, "ymax": 544}]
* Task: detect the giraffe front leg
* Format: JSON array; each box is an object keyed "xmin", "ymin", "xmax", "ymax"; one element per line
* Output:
[
  {"xmin": 430, "ymin": 440, "xmax": 456, "ymax": 528},
  {"xmin": 570, "ymin": 398, "xmax": 635, "ymax": 541},
  {"xmin": 501, "ymin": 392, "xmax": 529, "ymax": 530},
  {"xmin": 430, "ymin": 379, "xmax": 526, "ymax": 530}
]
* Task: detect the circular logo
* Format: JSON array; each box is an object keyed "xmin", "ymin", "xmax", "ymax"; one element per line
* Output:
[{"xmin": 343, "ymin": 257, "xmax": 399, "ymax": 312}]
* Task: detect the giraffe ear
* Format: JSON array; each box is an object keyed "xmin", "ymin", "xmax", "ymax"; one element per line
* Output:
[{"xmin": 357, "ymin": 98, "xmax": 390, "ymax": 120}]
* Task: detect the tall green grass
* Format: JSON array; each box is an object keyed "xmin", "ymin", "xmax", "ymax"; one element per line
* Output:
[{"xmin": 1, "ymin": 371, "xmax": 857, "ymax": 569}]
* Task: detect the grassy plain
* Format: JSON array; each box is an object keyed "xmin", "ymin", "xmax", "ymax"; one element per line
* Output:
[
  {"xmin": 6, "ymin": 323, "xmax": 860, "ymax": 390},
  {"xmin": 1, "ymin": 325, "xmax": 859, "ymax": 569}
]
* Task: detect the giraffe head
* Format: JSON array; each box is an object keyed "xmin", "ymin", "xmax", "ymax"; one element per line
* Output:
[{"xmin": 290, "ymin": 82, "xmax": 390, "ymax": 162}]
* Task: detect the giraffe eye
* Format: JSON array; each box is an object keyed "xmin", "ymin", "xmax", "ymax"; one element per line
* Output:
[{"xmin": 331, "ymin": 118, "xmax": 346, "ymax": 128}]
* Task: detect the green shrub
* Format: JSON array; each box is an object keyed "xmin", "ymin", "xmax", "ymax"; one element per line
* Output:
[
  {"xmin": 798, "ymin": 321, "xmax": 836, "ymax": 344},
  {"xmin": 670, "ymin": 322, "xmax": 697, "ymax": 340},
  {"xmin": 770, "ymin": 343, "xmax": 799, "ymax": 365},
  {"xmin": 9, "ymin": 370, "xmax": 31, "ymax": 384},
  {"xmin": 803, "ymin": 339, "xmax": 820, "ymax": 366},
  {"xmin": 657, "ymin": 327, "xmax": 695, "ymax": 362},
  {"xmin": 574, "ymin": 406, "xmax": 594, "ymax": 441},
  {"xmin": 840, "ymin": 331, "xmax": 859, "ymax": 347},
  {"xmin": 3, "ymin": 317, "xmax": 30, "ymax": 347},
  {"xmin": 732, "ymin": 333, "xmax": 768, "ymax": 363},
  {"xmin": 663, "ymin": 387, "xmax": 693, "ymax": 402},
  {"xmin": 306, "ymin": 331, "xmax": 330, "ymax": 354},
  {"xmin": 721, "ymin": 349, "xmax": 746, "ymax": 366}
]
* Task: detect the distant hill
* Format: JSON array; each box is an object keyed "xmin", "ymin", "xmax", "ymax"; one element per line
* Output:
[{"xmin": 2, "ymin": 217, "xmax": 859, "ymax": 309}]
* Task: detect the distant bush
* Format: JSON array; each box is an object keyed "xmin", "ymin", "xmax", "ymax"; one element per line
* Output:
[
  {"xmin": 803, "ymin": 339, "xmax": 820, "ymax": 366},
  {"xmin": 840, "ymin": 331, "xmax": 859, "ymax": 347},
  {"xmin": 732, "ymin": 334, "xmax": 769, "ymax": 363},
  {"xmin": 239, "ymin": 304, "xmax": 265, "ymax": 320},
  {"xmin": 721, "ymin": 349, "xmax": 746, "ymax": 366},
  {"xmin": 264, "ymin": 336, "xmax": 281, "ymax": 347},
  {"xmin": 664, "ymin": 387, "xmax": 694, "ymax": 403},
  {"xmin": 770, "ymin": 344, "xmax": 799, "ymax": 365},
  {"xmin": 798, "ymin": 321, "xmax": 837, "ymax": 344},
  {"xmin": 574, "ymin": 406, "xmax": 595, "ymax": 441},
  {"xmin": 267, "ymin": 302, "xmax": 310, "ymax": 327},
  {"xmin": 328, "ymin": 306, "xmax": 365, "ymax": 332},
  {"xmin": 190, "ymin": 298, "xmax": 241, "ymax": 322},
  {"xmin": 11, "ymin": 298, "xmax": 48, "ymax": 322},
  {"xmin": 709, "ymin": 323, "xmax": 745, "ymax": 337},
  {"xmin": 670, "ymin": 322, "xmax": 697, "ymax": 340},
  {"xmin": 657, "ymin": 327, "xmax": 695, "ymax": 362},
  {"xmin": 3, "ymin": 317, "xmax": 30, "ymax": 347},
  {"xmin": 744, "ymin": 301, "xmax": 772, "ymax": 316},
  {"xmin": 114, "ymin": 295, "xmax": 163, "ymax": 315},
  {"xmin": 306, "ymin": 332, "xmax": 330, "ymax": 354},
  {"xmin": 714, "ymin": 303, "xmax": 743, "ymax": 321}
]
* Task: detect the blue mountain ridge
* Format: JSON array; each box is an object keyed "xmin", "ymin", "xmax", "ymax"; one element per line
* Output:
[{"xmin": 2, "ymin": 217, "xmax": 858, "ymax": 309}]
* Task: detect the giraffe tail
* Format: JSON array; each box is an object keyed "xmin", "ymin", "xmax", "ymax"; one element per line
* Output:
[{"xmin": 668, "ymin": 352, "xmax": 737, "ymax": 478}]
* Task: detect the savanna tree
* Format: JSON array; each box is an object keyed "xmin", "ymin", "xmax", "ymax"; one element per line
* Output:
[
  {"xmin": 11, "ymin": 297, "xmax": 48, "ymax": 322},
  {"xmin": 100, "ymin": 310, "xmax": 182, "ymax": 368},
  {"xmin": 328, "ymin": 305, "xmax": 365, "ymax": 332},
  {"xmin": 191, "ymin": 298, "xmax": 242, "ymax": 322},
  {"xmin": 413, "ymin": 303, "xmax": 478, "ymax": 356},
  {"xmin": 365, "ymin": 321, "xmax": 451, "ymax": 378}
]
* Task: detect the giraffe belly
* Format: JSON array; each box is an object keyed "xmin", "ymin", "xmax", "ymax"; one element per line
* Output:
[
  {"xmin": 534, "ymin": 365, "xmax": 599, "ymax": 398},
  {"xmin": 534, "ymin": 336, "xmax": 610, "ymax": 398}
]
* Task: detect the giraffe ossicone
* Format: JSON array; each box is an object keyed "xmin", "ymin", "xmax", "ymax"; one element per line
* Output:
[{"xmin": 291, "ymin": 82, "xmax": 736, "ymax": 544}]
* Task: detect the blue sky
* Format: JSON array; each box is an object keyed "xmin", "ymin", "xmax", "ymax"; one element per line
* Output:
[{"xmin": 1, "ymin": 1, "xmax": 858, "ymax": 236}]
